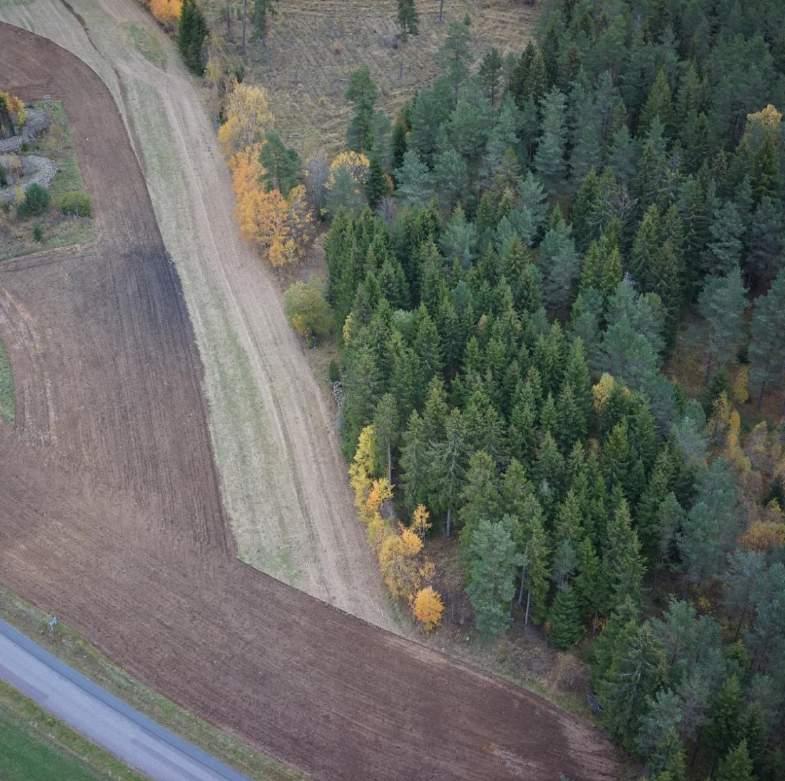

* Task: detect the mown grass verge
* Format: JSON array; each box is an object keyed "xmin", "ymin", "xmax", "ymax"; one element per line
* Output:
[
  {"xmin": 0, "ymin": 585, "xmax": 305, "ymax": 781},
  {"xmin": 0, "ymin": 679, "xmax": 143, "ymax": 781}
]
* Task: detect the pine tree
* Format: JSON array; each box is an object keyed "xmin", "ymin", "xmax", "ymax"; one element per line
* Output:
[
  {"xmin": 479, "ymin": 47, "xmax": 503, "ymax": 107},
  {"xmin": 466, "ymin": 519, "xmax": 522, "ymax": 638},
  {"xmin": 534, "ymin": 88, "xmax": 568, "ymax": 195},
  {"xmin": 260, "ymin": 132, "xmax": 301, "ymax": 196},
  {"xmin": 549, "ymin": 585, "xmax": 583, "ymax": 649},
  {"xmin": 397, "ymin": 0, "xmax": 419, "ymax": 40},
  {"xmin": 346, "ymin": 67, "xmax": 379, "ymax": 153},
  {"xmin": 520, "ymin": 498, "xmax": 550, "ymax": 625},
  {"xmin": 252, "ymin": 0, "xmax": 276, "ymax": 41},
  {"xmin": 438, "ymin": 18, "xmax": 472, "ymax": 102}
]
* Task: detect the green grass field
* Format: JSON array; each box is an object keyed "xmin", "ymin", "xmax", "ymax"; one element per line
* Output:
[{"xmin": 0, "ymin": 680, "xmax": 143, "ymax": 781}]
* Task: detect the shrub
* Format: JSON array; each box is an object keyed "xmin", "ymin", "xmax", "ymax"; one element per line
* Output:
[
  {"xmin": 0, "ymin": 163, "xmax": 7, "ymax": 187},
  {"xmin": 32, "ymin": 224, "xmax": 44, "ymax": 242},
  {"xmin": 284, "ymin": 281, "xmax": 334, "ymax": 343},
  {"xmin": 59, "ymin": 191, "xmax": 92, "ymax": 217},
  {"xmin": 17, "ymin": 184, "xmax": 50, "ymax": 218}
]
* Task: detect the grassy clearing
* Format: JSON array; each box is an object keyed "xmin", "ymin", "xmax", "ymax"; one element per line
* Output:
[
  {"xmin": 204, "ymin": 0, "xmax": 538, "ymax": 156},
  {"xmin": 0, "ymin": 585, "xmax": 305, "ymax": 781},
  {"xmin": 0, "ymin": 100, "xmax": 94, "ymax": 260},
  {"xmin": 124, "ymin": 22, "xmax": 167, "ymax": 68},
  {"xmin": 0, "ymin": 680, "xmax": 143, "ymax": 781},
  {"xmin": 0, "ymin": 338, "xmax": 14, "ymax": 423}
]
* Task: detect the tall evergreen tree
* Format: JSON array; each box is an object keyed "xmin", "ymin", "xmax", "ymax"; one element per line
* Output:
[
  {"xmin": 397, "ymin": 0, "xmax": 419, "ymax": 40},
  {"xmin": 697, "ymin": 267, "xmax": 747, "ymax": 381},
  {"xmin": 748, "ymin": 270, "xmax": 785, "ymax": 406},
  {"xmin": 178, "ymin": 0, "xmax": 208, "ymax": 74},
  {"xmin": 465, "ymin": 519, "xmax": 522, "ymax": 638},
  {"xmin": 534, "ymin": 88, "xmax": 568, "ymax": 195}
]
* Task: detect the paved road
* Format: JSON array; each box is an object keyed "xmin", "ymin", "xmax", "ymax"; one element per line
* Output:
[{"xmin": 0, "ymin": 618, "xmax": 250, "ymax": 781}]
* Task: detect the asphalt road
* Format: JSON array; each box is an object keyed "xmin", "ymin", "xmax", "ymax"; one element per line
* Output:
[{"xmin": 0, "ymin": 618, "xmax": 250, "ymax": 781}]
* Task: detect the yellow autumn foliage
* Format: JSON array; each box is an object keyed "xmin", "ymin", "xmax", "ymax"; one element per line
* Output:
[
  {"xmin": 732, "ymin": 366, "xmax": 750, "ymax": 405},
  {"xmin": 0, "ymin": 91, "xmax": 26, "ymax": 127},
  {"xmin": 218, "ymin": 82, "xmax": 273, "ymax": 156},
  {"xmin": 229, "ymin": 145, "xmax": 310, "ymax": 267},
  {"xmin": 349, "ymin": 425, "xmax": 377, "ymax": 521},
  {"xmin": 411, "ymin": 505, "xmax": 431, "ymax": 538},
  {"xmin": 740, "ymin": 521, "xmax": 785, "ymax": 552},
  {"xmin": 366, "ymin": 478, "xmax": 393, "ymax": 520},
  {"xmin": 149, "ymin": 0, "xmax": 182, "ymax": 23},
  {"xmin": 327, "ymin": 150, "xmax": 369, "ymax": 189},
  {"xmin": 413, "ymin": 587, "xmax": 444, "ymax": 632},
  {"xmin": 592, "ymin": 373, "xmax": 616, "ymax": 413}
]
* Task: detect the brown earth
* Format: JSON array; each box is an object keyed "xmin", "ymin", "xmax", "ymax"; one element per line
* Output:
[
  {"xmin": 0, "ymin": 0, "xmax": 397, "ymax": 626},
  {"xmin": 0, "ymin": 22, "xmax": 623, "ymax": 781}
]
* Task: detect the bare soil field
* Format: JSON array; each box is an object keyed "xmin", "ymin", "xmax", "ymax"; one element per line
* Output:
[
  {"xmin": 209, "ymin": 0, "xmax": 539, "ymax": 155},
  {"xmin": 1, "ymin": 0, "xmax": 396, "ymax": 626},
  {"xmin": 0, "ymin": 21, "xmax": 623, "ymax": 780}
]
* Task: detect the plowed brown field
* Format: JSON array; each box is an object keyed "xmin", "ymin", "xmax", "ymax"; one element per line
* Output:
[{"xmin": 0, "ymin": 23, "xmax": 623, "ymax": 781}]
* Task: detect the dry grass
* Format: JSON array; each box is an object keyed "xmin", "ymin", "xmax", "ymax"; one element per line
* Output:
[{"xmin": 206, "ymin": 0, "xmax": 539, "ymax": 156}]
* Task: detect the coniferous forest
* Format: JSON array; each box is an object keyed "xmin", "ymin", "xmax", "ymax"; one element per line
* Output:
[{"xmin": 319, "ymin": 0, "xmax": 785, "ymax": 777}]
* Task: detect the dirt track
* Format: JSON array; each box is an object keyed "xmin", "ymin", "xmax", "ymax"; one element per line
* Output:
[
  {"xmin": 0, "ymin": 20, "xmax": 623, "ymax": 781},
  {"xmin": 1, "ymin": 0, "xmax": 396, "ymax": 627}
]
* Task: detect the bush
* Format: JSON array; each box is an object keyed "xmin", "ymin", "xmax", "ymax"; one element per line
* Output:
[
  {"xmin": 32, "ymin": 224, "xmax": 44, "ymax": 242},
  {"xmin": 59, "ymin": 191, "xmax": 92, "ymax": 217},
  {"xmin": 284, "ymin": 281, "xmax": 334, "ymax": 343},
  {"xmin": 17, "ymin": 184, "xmax": 50, "ymax": 218},
  {"xmin": 0, "ymin": 163, "xmax": 7, "ymax": 188}
]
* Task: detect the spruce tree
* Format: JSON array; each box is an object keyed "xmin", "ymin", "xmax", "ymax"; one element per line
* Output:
[
  {"xmin": 599, "ymin": 623, "xmax": 666, "ymax": 750},
  {"xmin": 539, "ymin": 210, "xmax": 580, "ymax": 312},
  {"xmin": 395, "ymin": 150, "xmax": 433, "ymax": 208},
  {"xmin": 697, "ymin": 267, "xmax": 747, "ymax": 381},
  {"xmin": 400, "ymin": 410, "xmax": 428, "ymax": 513},
  {"xmin": 534, "ymin": 87, "xmax": 568, "ymax": 195},
  {"xmin": 549, "ymin": 585, "xmax": 583, "ymax": 649},
  {"xmin": 716, "ymin": 741, "xmax": 755, "ymax": 781},
  {"xmin": 748, "ymin": 270, "xmax": 785, "ymax": 405},
  {"xmin": 178, "ymin": 0, "xmax": 208, "ymax": 75},
  {"xmin": 602, "ymin": 498, "xmax": 645, "ymax": 613}
]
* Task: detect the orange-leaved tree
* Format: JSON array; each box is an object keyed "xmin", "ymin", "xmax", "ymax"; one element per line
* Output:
[
  {"xmin": 149, "ymin": 0, "xmax": 182, "ymax": 24},
  {"xmin": 229, "ymin": 145, "xmax": 310, "ymax": 267},
  {"xmin": 413, "ymin": 586, "xmax": 444, "ymax": 632}
]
